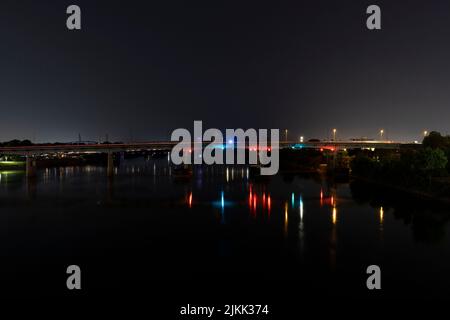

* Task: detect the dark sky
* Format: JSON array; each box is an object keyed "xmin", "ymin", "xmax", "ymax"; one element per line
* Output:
[{"xmin": 1, "ymin": 0, "xmax": 450, "ymax": 142}]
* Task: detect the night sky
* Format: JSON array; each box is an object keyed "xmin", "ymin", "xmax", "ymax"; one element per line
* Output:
[{"xmin": 1, "ymin": 0, "xmax": 450, "ymax": 142}]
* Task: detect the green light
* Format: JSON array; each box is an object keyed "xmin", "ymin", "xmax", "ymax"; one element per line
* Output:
[{"xmin": 0, "ymin": 161, "xmax": 25, "ymax": 167}]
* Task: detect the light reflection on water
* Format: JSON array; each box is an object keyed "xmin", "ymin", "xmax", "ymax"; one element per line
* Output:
[{"xmin": 1, "ymin": 158, "xmax": 450, "ymax": 297}]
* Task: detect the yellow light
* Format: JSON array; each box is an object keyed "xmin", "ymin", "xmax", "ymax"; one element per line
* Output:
[
  {"xmin": 285, "ymin": 202, "xmax": 288, "ymax": 222},
  {"xmin": 380, "ymin": 206, "xmax": 384, "ymax": 223},
  {"xmin": 332, "ymin": 207, "xmax": 337, "ymax": 225}
]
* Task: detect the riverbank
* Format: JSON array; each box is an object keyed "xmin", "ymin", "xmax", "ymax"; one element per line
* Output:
[
  {"xmin": 0, "ymin": 161, "xmax": 25, "ymax": 170},
  {"xmin": 351, "ymin": 174, "xmax": 450, "ymax": 205}
]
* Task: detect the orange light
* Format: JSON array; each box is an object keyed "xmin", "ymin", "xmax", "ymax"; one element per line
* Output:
[
  {"xmin": 332, "ymin": 207, "xmax": 337, "ymax": 225},
  {"xmin": 188, "ymin": 192, "xmax": 193, "ymax": 208},
  {"xmin": 284, "ymin": 202, "xmax": 288, "ymax": 236}
]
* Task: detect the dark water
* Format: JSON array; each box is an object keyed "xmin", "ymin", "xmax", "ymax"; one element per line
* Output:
[{"xmin": 1, "ymin": 157, "xmax": 450, "ymax": 303}]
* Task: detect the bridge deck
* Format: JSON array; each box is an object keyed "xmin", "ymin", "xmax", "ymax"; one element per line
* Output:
[{"xmin": 0, "ymin": 141, "xmax": 420, "ymax": 155}]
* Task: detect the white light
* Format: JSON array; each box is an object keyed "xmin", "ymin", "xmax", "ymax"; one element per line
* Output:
[{"xmin": 228, "ymin": 139, "xmax": 233, "ymax": 144}]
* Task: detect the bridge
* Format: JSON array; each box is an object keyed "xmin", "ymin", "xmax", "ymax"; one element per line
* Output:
[
  {"xmin": 0, "ymin": 140, "xmax": 420, "ymax": 178},
  {"xmin": 285, "ymin": 140, "xmax": 420, "ymax": 150}
]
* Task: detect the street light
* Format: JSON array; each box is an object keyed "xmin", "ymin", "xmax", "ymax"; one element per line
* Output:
[
  {"xmin": 332, "ymin": 128, "xmax": 337, "ymax": 141},
  {"xmin": 423, "ymin": 130, "xmax": 428, "ymax": 137},
  {"xmin": 380, "ymin": 129, "xmax": 384, "ymax": 141},
  {"xmin": 300, "ymin": 136, "xmax": 304, "ymax": 143},
  {"xmin": 285, "ymin": 129, "xmax": 288, "ymax": 142}
]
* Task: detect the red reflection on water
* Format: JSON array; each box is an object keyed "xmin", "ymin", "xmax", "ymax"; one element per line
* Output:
[
  {"xmin": 262, "ymin": 193, "xmax": 266, "ymax": 209},
  {"xmin": 248, "ymin": 187, "xmax": 272, "ymax": 217},
  {"xmin": 320, "ymin": 188, "xmax": 339, "ymax": 207}
]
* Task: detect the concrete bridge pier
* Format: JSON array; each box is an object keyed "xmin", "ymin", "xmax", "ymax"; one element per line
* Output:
[
  {"xmin": 331, "ymin": 147, "xmax": 338, "ymax": 170},
  {"xmin": 26, "ymin": 156, "xmax": 37, "ymax": 178},
  {"xmin": 107, "ymin": 152, "xmax": 114, "ymax": 177}
]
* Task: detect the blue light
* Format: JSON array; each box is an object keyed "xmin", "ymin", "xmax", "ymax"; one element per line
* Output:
[
  {"xmin": 228, "ymin": 139, "xmax": 233, "ymax": 144},
  {"xmin": 291, "ymin": 193, "xmax": 295, "ymax": 207},
  {"xmin": 221, "ymin": 191, "xmax": 225, "ymax": 210},
  {"xmin": 291, "ymin": 144, "xmax": 304, "ymax": 149}
]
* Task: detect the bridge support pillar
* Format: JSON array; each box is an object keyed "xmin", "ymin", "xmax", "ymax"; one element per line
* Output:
[
  {"xmin": 26, "ymin": 156, "xmax": 37, "ymax": 178},
  {"xmin": 332, "ymin": 148, "xmax": 337, "ymax": 170},
  {"xmin": 107, "ymin": 152, "xmax": 114, "ymax": 177}
]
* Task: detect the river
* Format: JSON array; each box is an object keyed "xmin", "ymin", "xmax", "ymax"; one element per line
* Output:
[{"xmin": 0, "ymin": 157, "xmax": 449, "ymax": 300}]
